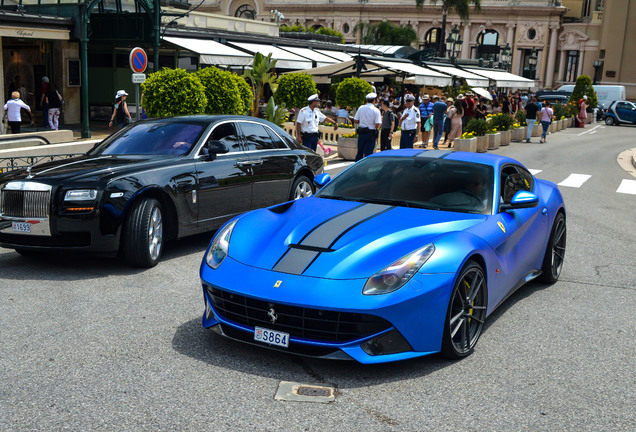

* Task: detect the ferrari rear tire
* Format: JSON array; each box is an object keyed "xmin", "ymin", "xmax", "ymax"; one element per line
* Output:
[
  {"xmin": 441, "ymin": 260, "xmax": 488, "ymax": 359},
  {"xmin": 122, "ymin": 198, "xmax": 164, "ymax": 268},
  {"xmin": 539, "ymin": 212, "xmax": 566, "ymax": 284},
  {"xmin": 290, "ymin": 175, "xmax": 314, "ymax": 200}
]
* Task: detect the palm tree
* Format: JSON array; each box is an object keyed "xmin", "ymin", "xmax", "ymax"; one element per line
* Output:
[
  {"xmin": 416, "ymin": 0, "xmax": 482, "ymax": 57},
  {"xmin": 243, "ymin": 52, "xmax": 277, "ymax": 117}
]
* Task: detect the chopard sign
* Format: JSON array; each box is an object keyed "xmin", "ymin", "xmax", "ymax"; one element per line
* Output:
[{"xmin": 16, "ymin": 29, "xmax": 35, "ymax": 37}]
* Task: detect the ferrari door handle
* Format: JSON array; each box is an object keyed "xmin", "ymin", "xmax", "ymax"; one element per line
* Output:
[{"xmin": 542, "ymin": 208, "xmax": 548, "ymax": 216}]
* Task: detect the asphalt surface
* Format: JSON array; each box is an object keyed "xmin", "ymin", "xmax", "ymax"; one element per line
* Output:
[{"xmin": 1, "ymin": 123, "xmax": 635, "ymax": 431}]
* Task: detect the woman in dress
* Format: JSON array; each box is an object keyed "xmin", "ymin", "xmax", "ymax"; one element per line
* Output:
[
  {"xmin": 446, "ymin": 99, "xmax": 464, "ymax": 147},
  {"xmin": 578, "ymin": 95, "xmax": 588, "ymax": 128}
]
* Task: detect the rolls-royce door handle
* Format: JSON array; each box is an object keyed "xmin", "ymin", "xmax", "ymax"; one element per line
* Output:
[
  {"xmin": 248, "ymin": 158, "xmax": 264, "ymax": 166},
  {"xmin": 236, "ymin": 159, "xmax": 263, "ymax": 167}
]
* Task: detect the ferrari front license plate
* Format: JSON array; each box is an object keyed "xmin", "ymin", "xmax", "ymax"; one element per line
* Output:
[
  {"xmin": 254, "ymin": 327, "xmax": 289, "ymax": 348},
  {"xmin": 12, "ymin": 222, "xmax": 31, "ymax": 233}
]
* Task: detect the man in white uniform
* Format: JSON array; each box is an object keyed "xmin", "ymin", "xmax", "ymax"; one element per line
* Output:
[
  {"xmin": 295, "ymin": 94, "xmax": 338, "ymax": 151},
  {"xmin": 399, "ymin": 93, "xmax": 421, "ymax": 149},
  {"xmin": 353, "ymin": 92, "xmax": 382, "ymax": 161}
]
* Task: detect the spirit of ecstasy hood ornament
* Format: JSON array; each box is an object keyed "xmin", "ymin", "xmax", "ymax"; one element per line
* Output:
[{"xmin": 26, "ymin": 165, "xmax": 33, "ymax": 179}]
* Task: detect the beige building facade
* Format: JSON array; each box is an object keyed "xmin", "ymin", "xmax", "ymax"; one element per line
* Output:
[{"xmin": 205, "ymin": 0, "xmax": 634, "ymax": 98}]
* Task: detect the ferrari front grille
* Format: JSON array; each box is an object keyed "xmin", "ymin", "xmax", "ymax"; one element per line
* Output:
[{"xmin": 206, "ymin": 286, "xmax": 391, "ymax": 343}]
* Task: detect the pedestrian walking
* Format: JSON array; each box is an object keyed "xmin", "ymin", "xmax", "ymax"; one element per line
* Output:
[
  {"xmin": 432, "ymin": 95, "xmax": 447, "ymax": 149},
  {"xmin": 399, "ymin": 94, "xmax": 420, "ymax": 149},
  {"xmin": 295, "ymin": 94, "xmax": 338, "ymax": 151},
  {"xmin": 109, "ymin": 90, "xmax": 132, "ymax": 129},
  {"xmin": 353, "ymin": 92, "xmax": 381, "ymax": 161},
  {"xmin": 446, "ymin": 99, "xmax": 464, "ymax": 147},
  {"xmin": 539, "ymin": 100, "xmax": 554, "ymax": 143},
  {"xmin": 40, "ymin": 76, "xmax": 50, "ymax": 128},
  {"xmin": 45, "ymin": 83, "xmax": 64, "ymax": 131},
  {"xmin": 419, "ymin": 94, "xmax": 433, "ymax": 147},
  {"xmin": 463, "ymin": 91, "xmax": 475, "ymax": 126},
  {"xmin": 524, "ymin": 96, "xmax": 539, "ymax": 143},
  {"xmin": 3, "ymin": 91, "xmax": 33, "ymax": 134},
  {"xmin": 380, "ymin": 99, "xmax": 396, "ymax": 152},
  {"xmin": 578, "ymin": 95, "xmax": 588, "ymax": 128}
]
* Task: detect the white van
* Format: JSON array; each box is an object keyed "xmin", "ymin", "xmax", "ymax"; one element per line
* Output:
[{"xmin": 557, "ymin": 84, "xmax": 626, "ymax": 110}]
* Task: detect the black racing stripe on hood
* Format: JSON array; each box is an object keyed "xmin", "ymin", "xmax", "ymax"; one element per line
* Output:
[{"xmin": 273, "ymin": 203, "xmax": 390, "ymax": 275}]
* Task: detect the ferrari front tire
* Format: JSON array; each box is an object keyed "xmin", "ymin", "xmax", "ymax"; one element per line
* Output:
[
  {"xmin": 441, "ymin": 260, "xmax": 488, "ymax": 359},
  {"xmin": 122, "ymin": 198, "xmax": 164, "ymax": 268},
  {"xmin": 539, "ymin": 212, "xmax": 566, "ymax": 284}
]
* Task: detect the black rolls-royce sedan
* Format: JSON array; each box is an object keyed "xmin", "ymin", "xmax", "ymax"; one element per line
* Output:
[{"xmin": 0, "ymin": 116, "xmax": 324, "ymax": 267}]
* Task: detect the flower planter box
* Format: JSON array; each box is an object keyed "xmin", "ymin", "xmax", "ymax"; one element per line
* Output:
[
  {"xmin": 391, "ymin": 130, "xmax": 401, "ymax": 149},
  {"xmin": 549, "ymin": 122, "xmax": 557, "ymax": 133},
  {"xmin": 337, "ymin": 137, "xmax": 358, "ymax": 161},
  {"xmin": 511, "ymin": 127, "xmax": 526, "ymax": 142},
  {"xmin": 453, "ymin": 137, "xmax": 477, "ymax": 152},
  {"xmin": 476, "ymin": 135, "xmax": 488, "ymax": 153},
  {"xmin": 531, "ymin": 124, "xmax": 541, "ymax": 137},
  {"xmin": 487, "ymin": 132, "xmax": 500, "ymax": 150},
  {"xmin": 567, "ymin": 117, "xmax": 574, "ymax": 128},
  {"xmin": 499, "ymin": 130, "xmax": 511, "ymax": 146}
]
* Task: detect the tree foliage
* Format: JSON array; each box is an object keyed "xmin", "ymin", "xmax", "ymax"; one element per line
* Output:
[
  {"xmin": 230, "ymin": 73, "xmax": 254, "ymax": 115},
  {"xmin": 279, "ymin": 25, "xmax": 345, "ymax": 43},
  {"xmin": 274, "ymin": 73, "xmax": 317, "ymax": 110},
  {"xmin": 265, "ymin": 96, "xmax": 289, "ymax": 127},
  {"xmin": 195, "ymin": 67, "xmax": 244, "ymax": 115},
  {"xmin": 141, "ymin": 68, "xmax": 206, "ymax": 117},
  {"xmin": 416, "ymin": 0, "xmax": 482, "ymax": 18},
  {"xmin": 354, "ymin": 21, "xmax": 417, "ymax": 46},
  {"xmin": 335, "ymin": 77, "xmax": 373, "ymax": 109},
  {"xmin": 243, "ymin": 53, "xmax": 278, "ymax": 117},
  {"xmin": 569, "ymin": 75, "xmax": 598, "ymax": 109}
]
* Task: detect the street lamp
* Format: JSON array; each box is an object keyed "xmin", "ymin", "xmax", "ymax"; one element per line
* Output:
[
  {"xmin": 499, "ymin": 43, "xmax": 512, "ymax": 72},
  {"xmin": 527, "ymin": 48, "xmax": 538, "ymax": 79},
  {"xmin": 270, "ymin": 9, "xmax": 284, "ymax": 25},
  {"xmin": 592, "ymin": 59, "xmax": 604, "ymax": 84},
  {"xmin": 445, "ymin": 25, "xmax": 463, "ymax": 64}
]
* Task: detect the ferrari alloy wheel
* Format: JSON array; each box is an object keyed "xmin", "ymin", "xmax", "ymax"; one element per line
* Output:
[
  {"xmin": 441, "ymin": 261, "xmax": 488, "ymax": 359},
  {"xmin": 290, "ymin": 175, "xmax": 314, "ymax": 200},
  {"xmin": 604, "ymin": 116, "xmax": 615, "ymax": 126},
  {"xmin": 540, "ymin": 212, "xmax": 566, "ymax": 284},
  {"xmin": 122, "ymin": 198, "xmax": 164, "ymax": 268}
]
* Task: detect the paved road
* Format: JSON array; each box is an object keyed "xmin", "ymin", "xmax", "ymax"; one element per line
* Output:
[{"xmin": 1, "ymin": 124, "xmax": 635, "ymax": 431}]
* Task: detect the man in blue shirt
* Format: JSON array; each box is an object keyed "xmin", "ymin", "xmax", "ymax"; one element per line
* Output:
[
  {"xmin": 419, "ymin": 94, "xmax": 433, "ymax": 148},
  {"xmin": 432, "ymin": 95, "xmax": 448, "ymax": 150}
]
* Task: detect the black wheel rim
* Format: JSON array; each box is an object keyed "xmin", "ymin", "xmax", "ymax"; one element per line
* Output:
[
  {"xmin": 550, "ymin": 217, "xmax": 566, "ymax": 279},
  {"xmin": 449, "ymin": 267, "xmax": 487, "ymax": 355}
]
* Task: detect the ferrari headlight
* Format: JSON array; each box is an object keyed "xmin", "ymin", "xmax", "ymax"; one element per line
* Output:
[
  {"xmin": 64, "ymin": 189, "xmax": 97, "ymax": 201},
  {"xmin": 205, "ymin": 220, "xmax": 237, "ymax": 269},
  {"xmin": 362, "ymin": 244, "xmax": 435, "ymax": 295}
]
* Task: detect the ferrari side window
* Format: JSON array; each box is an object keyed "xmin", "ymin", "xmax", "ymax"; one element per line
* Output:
[{"xmin": 516, "ymin": 166, "xmax": 534, "ymax": 192}]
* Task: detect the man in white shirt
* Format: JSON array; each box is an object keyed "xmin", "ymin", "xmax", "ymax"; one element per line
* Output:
[
  {"xmin": 399, "ymin": 93, "xmax": 421, "ymax": 149},
  {"xmin": 353, "ymin": 92, "xmax": 381, "ymax": 161},
  {"xmin": 296, "ymin": 94, "xmax": 338, "ymax": 151},
  {"xmin": 3, "ymin": 91, "xmax": 33, "ymax": 134}
]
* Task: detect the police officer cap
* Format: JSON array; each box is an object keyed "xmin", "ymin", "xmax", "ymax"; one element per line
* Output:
[
  {"xmin": 366, "ymin": 92, "xmax": 377, "ymax": 100},
  {"xmin": 307, "ymin": 94, "xmax": 319, "ymax": 102},
  {"xmin": 404, "ymin": 94, "xmax": 415, "ymax": 101}
]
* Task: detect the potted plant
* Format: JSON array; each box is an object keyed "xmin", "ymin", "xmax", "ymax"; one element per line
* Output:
[
  {"xmin": 336, "ymin": 123, "xmax": 358, "ymax": 160},
  {"xmin": 487, "ymin": 126, "xmax": 500, "ymax": 150},
  {"xmin": 488, "ymin": 114, "xmax": 513, "ymax": 146},
  {"xmin": 465, "ymin": 118, "xmax": 489, "ymax": 152},
  {"xmin": 453, "ymin": 131, "xmax": 477, "ymax": 152}
]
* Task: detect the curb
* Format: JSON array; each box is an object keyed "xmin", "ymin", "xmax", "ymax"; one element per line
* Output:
[{"xmin": 617, "ymin": 147, "xmax": 636, "ymax": 178}]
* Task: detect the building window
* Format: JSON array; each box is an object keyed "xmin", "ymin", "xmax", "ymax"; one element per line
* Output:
[
  {"xmin": 564, "ymin": 50, "xmax": 580, "ymax": 82},
  {"xmin": 527, "ymin": 29, "xmax": 536, "ymax": 40},
  {"xmin": 423, "ymin": 28, "xmax": 441, "ymax": 50},
  {"xmin": 476, "ymin": 29, "xmax": 500, "ymax": 60},
  {"xmin": 342, "ymin": 23, "xmax": 350, "ymax": 34},
  {"xmin": 235, "ymin": 4, "xmax": 256, "ymax": 20}
]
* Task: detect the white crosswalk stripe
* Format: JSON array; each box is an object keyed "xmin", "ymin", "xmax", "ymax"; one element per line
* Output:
[
  {"xmin": 558, "ymin": 173, "xmax": 592, "ymax": 188},
  {"xmin": 529, "ymin": 169, "xmax": 543, "ymax": 175},
  {"xmin": 325, "ymin": 162, "xmax": 354, "ymax": 171},
  {"xmin": 616, "ymin": 179, "xmax": 636, "ymax": 195}
]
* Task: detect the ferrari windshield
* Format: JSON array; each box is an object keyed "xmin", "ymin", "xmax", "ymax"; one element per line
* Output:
[
  {"xmin": 316, "ymin": 156, "xmax": 494, "ymax": 214},
  {"xmin": 88, "ymin": 121, "xmax": 206, "ymax": 156}
]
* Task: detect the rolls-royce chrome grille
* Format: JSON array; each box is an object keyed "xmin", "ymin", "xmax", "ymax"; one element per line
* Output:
[{"xmin": 0, "ymin": 182, "xmax": 52, "ymax": 218}]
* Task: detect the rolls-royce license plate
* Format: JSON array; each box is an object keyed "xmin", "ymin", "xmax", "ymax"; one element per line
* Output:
[
  {"xmin": 12, "ymin": 222, "xmax": 31, "ymax": 233},
  {"xmin": 254, "ymin": 326, "xmax": 289, "ymax": 348}
]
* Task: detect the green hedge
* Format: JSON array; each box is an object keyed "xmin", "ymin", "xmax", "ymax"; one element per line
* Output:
[
  {"xmin": 196, "ymin": 67, "xmax": 244, "ymax": 115},
  {"xmin": 141, "ymin": 68, "xmax": 207, "ymax": 117},
  {"xmin": 274, "ymin": 73, "xmax": 317, "ymax": 110},
  {"xmin": 336, "ymin": 77, "xmax": 373, "ymax": 110}
]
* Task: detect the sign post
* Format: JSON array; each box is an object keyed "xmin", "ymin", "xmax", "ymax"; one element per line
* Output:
[{"xmin": 129, "ymin": 47, "xmax": 148, "ymax": 121}]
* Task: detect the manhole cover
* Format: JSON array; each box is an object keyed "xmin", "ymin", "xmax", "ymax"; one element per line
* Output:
[{"xmin": 274, "ymin": 381, "xmax": 335, "ymax": 403}]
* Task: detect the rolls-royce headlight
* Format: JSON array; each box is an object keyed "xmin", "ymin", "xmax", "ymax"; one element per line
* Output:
[
  {"xmin": 64, "ymin": 189, "xmax": 98, "ymax": 201},
  {"xmin": 205, "ymin": 219, "xmax": 238, "ymax": 269},
  {"xmin": 362, "ymin": 244, "xmax": 435, "ymax": 295}
]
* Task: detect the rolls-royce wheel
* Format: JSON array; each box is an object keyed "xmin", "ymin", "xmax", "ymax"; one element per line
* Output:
[
  {"xmin": 290, "ymin": 175, "xmax": 314, "ymax": 200},
  {"xmin": 441, "ymin": 260, "xmax": 488, "ymax": 359},
  {"xmin": 539, "ymin": 212, "xmax": 566, "ymax": 284},
  {"xmin": 122, "ymin": 198, "xmax": 164, "ymax": 268}
]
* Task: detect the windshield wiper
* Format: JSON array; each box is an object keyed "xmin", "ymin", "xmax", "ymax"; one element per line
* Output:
[
  {"xmin": 318, "ymin": 194, "xmax": 351, "ymax": 201},
  {"xmin": 355, "ymin": 197, "xmax": 412, "ymax": 208}
]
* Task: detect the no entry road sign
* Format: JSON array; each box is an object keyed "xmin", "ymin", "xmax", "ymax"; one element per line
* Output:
[{"xmin": 129, "ymin": 47, "xmax": 148, "ymax": 74}]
